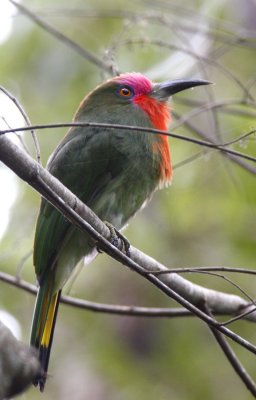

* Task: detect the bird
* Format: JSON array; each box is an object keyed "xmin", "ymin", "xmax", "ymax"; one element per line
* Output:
[{"xmin": 30, "ymin": 72, "xmax": 210, "ymax": 391}]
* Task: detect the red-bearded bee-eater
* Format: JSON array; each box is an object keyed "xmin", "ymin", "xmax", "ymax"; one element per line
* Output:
[{"xmin": 30, "ymin": 72, "xmax": 210, "ymax": 390}]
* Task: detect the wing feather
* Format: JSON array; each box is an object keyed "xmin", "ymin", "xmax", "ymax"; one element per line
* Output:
[{"xmin": 34, "ymin": 127, "xmax": 115, "ymax": 280}]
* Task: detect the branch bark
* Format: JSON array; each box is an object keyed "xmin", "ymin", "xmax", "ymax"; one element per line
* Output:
[{"xmin": 0, "ymin": 321, "xmax": 40, "ymax": 399}]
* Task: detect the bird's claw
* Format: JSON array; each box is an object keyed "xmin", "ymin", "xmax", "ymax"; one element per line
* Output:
[{"xmin": 104, "ymin": 221, "xmax": 131, "ymax": 257}]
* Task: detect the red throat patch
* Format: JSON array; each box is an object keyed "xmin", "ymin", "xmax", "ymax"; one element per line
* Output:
[{"xmin": 134, "ymin": 94, "xmax": 173, "ymax": 185}]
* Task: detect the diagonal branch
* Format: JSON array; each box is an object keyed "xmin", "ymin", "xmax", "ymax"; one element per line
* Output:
[
  {"xmin": 1, "ymin": 134, "xmax": 256, "ymax": 356},
  {"xmin": 201, "ymin": 302, "xmax": 256, "ymax": 397},
  {"xmin": 172, "ymin": 111, "xmax": 256, "ymax": 175},
  {"xmin": 9, "ymin": 0, "xmax": 116, "ymax": 76}
]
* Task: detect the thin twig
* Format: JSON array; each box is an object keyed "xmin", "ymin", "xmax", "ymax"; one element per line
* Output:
[
  {"xmin": 0, "ymin": 122, "xmax": 255, "ymax": 165},
  {"xmin": 202, "ymin": 302, "xmax": 256, "ymax": 398},
  {"xmin": 143, "ymin": 1, "xmax": 256, "ymax": 50},
  {"xmin": 176, "ymin": 97, "xmax": 256, "ymax": 119},
  {"xmin": 171, "ymin": 101, "xmax": 256, "ymax": 132},
  {"xmin": 172, "ymin": 111, "xmax": 256, "ymax": 175},
  {"xmin": 152, "ymin": 266, "xmax": 256, "ymax": 276},
  {"xmin": 33, "ymin": 8, "xmax": 256, "ymax": 50},
  {"xmin": 112, "ymin": 38, "xmax": 254, "ymax": 100},
  {"xmin": 0, "ymin": 86, "xmax": 41, "ymax": 163},
  {"xmin": 182, "ymin": 270, "xmax": 255, "ymax": 304},
  {"xmin": 1, "ymin": 270, "xmax": 255, "ymax": 322},
  {"xmin": 0, "ymin": 271, "xmax": 192, "ymax": 318},
  {"xmin": 150, "ymin": 267, "xmax": 256, "ymax": 323},
  {"xmin": 0, "ymin": 116, "xmax": 30, "ymax": 154},
  {"xmin": 220, "ymin": 307, "xmax": 256, "ymax": 327},
  {"xmin": 9, "ymin": 0, "xmax": 116, "ymax": 76}
]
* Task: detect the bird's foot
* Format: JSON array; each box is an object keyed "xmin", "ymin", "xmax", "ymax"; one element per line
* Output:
[{"xmin": 104, "ymin": 221, "xmax": 131, "ymax": 257}]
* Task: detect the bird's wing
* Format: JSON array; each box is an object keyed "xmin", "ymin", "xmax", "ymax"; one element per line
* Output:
[{"xmin": 33, "ymin": 127, "xmax": 120, "ymax": 281}]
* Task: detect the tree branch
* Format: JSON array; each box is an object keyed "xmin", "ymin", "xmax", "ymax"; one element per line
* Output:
[
  {"xmin": 3, "ymin": 270, "xmax": 255, "ymax": 320},
  {"xmin": 9, "ymin": 0, "xmax": 116, "ymax": 76},
  {"xmin": 1, "ymin": 134, "xmax": 256, "ymax": 356},
  {"xmin": 0, "ymin": 270, "xmax": 193, "ymax": 318},
  {"xmin": 0, "ymin": 86, "xmax": 41, "ymax": 164},
  {"xmin": 201, "ymin": 303, "xmax": 256, "ymax": 398},
  {"xmin": 0, "ymin": 321, "xmax": 40, "ymax": 399},
  {"xmin": 172, "ymin": 110, "xmax": 256, "ymax": 175}
]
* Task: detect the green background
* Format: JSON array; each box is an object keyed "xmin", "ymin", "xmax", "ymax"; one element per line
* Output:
[{"xmin": 0, "ymin": 0, "xmax": 256, "ymax": 399}]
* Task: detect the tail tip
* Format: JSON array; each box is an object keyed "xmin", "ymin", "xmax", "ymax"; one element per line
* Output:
[{"xmin": 33, "ymin": 371, "xmax": 47, "ymax": 392}]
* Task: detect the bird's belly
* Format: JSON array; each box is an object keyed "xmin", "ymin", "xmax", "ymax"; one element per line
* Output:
[
  {"xmin": 52, "ymin": 227, "xmax": 96, "ymax": 292},
  {"xmin": 52, "ymin": 161, "xmax": 158, "ymax": 291},
  {"xmin": 92, "ymin": 169, "xmax": 157, "ymax": 230}
]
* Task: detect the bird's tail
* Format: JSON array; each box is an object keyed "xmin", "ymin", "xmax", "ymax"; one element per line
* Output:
[{"xmin": 30, "ymin": 279, "xmax": 61, "ymax": 391}]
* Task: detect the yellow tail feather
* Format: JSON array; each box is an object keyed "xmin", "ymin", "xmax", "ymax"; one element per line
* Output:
[
  {"xmin": 41, "ymin": 292, "xmax": 59, "ymax": 348},
  {"xmin": 31, "ymin": 288, "xmax": 62, "ymax": 391}
]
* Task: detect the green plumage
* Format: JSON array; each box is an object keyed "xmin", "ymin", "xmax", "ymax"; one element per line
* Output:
[
  {"xmin": 30, "ymin": 72, "xmax": 209, "ymax": 391},
  {"xmin": 31, "ymin": 78, "xmax": 163, "ymax": 391},
  {"xmin": 34, "ymin": 84, "xmax": 161, "ymax": 286}
]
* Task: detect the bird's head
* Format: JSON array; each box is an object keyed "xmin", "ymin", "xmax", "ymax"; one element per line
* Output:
[
  {"xmin": 73, "ymin": 73, "xmax": 211, "ymax": 187},
  {"xmin": 77, "ymin": 72, "xmax": 211, "ymax": 131}
]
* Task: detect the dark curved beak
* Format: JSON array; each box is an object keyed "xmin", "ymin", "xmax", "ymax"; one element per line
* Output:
[{"xmin": 151, "ymin": 79, "xmax": 212, "ymax": 100}]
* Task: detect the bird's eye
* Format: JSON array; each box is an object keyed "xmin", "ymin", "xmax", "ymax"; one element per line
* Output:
[{"xmin": 117, "ymin": 85, "xmax": 134, "ymax": 99}]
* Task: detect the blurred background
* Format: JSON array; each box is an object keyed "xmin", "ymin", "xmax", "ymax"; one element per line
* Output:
[{"xmin": 0, "ymin": 0, "xmax": 256, "ymax": 399}]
